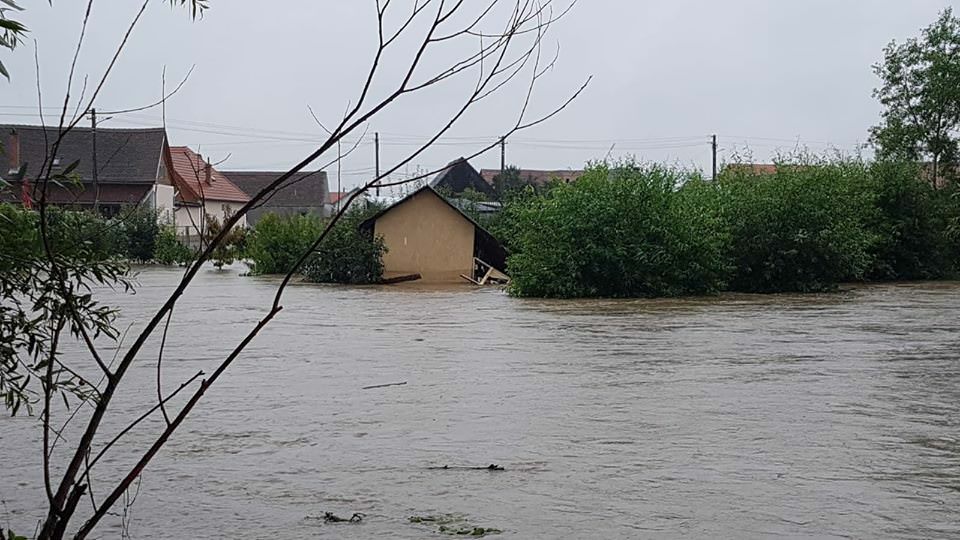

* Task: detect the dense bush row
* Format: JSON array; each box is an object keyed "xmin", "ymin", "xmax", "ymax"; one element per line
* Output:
[
  {"xmin": 0, "ymin": 203, "xmax": 196, "ymax": 266},
  {"xmin": 505, "ymin": 163, "xmax": 729, "ymax": 298},
  {"xmin": 244, "ymin": 205, "xmax": 386, "ymax": 284},
  {"xmin": 500, "ymin": 157, "xmax": 960, "ymax": 298},
  {"xmin": 245, "ymin": 213, "xmax": 326, "ymax": 275}
]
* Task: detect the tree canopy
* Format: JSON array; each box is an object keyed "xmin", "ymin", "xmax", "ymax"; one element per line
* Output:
[{"xmin": 871, "ymin": 8, "xmax": 960, "ymax": 182}]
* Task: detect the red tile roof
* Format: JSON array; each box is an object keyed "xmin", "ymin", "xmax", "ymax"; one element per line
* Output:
[
  {"xmin": 723, "ymin": 163, "xmax": 781, "ymax": 175},
  {"xmin": 168, "ymin": 146, "xmax": 250, "ymax": 204},
  {"xmin": 328, "ymin": 191, "xmax": 351, "ymax": 204},
  {"xmin": 479, "ymin": 168, "xmax": 582, "ymax": 187}
]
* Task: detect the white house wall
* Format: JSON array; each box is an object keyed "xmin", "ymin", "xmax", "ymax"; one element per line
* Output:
[{"xmin": 174, "ymin": 200, "xmax": 248, "ymax": 239}]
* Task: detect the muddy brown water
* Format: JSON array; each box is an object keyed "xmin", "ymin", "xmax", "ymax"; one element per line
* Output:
[{"xmin": 2, "ymin": 267, "xmax": 960, "ymax": 538}]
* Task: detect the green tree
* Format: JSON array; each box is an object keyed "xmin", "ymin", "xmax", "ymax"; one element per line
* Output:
[
  {"xmin": 871, "ymin": 8, "xmax": 960, "ymax": 182},
  {"xmin": 716, "ymin": 159, "xmax": 876, "ymax": 293},
  {"xmin": 302, "ymin": 204, "xmax": 387, "ymax": 285},
  {"xmin": 120, "ymin": 207, "xmax": 160, "ymax": 263},
  {"xmin": 1, "ymin": 203, "xmax": 131, "ymax": 415},
  {"xmin": 154, "ymin": 224, "xmax": 194, "ymax": 265},
  {"xmin": 492, "ymin": 165, "xmax": 523, "ymax": 197},
  {"xmin": 245, "ymin": 212, "xmax": 326, "ymax": 275},
  {"xmin": 863, "ymin": 159, "xmax": 959, "ymax": 279},
  {"xmin": 203, "ymin": 212, "xmax": 246, "ymax": 269},
  {"xmin": 506, "ymin": 161, "xmax": 730, "ymax": 298}
]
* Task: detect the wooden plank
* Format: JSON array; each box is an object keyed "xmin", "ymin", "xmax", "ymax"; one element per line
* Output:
[
  {"xmin": 478, "ymin": 266, "xmax": 495, "ymax": 286},
  {"xmin": 380, "ymin": 273, "xmax": 422, "ymax": 285}
]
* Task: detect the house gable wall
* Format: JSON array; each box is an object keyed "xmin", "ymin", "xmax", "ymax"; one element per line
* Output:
[{"xmin": 374, "ymin": 190, "xmax": 475, "ymax": 282}]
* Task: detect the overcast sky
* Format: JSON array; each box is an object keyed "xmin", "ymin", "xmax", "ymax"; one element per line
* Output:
[{"xmin": 2, "ymin": 0, "xmax": 958, "ymax": 192}]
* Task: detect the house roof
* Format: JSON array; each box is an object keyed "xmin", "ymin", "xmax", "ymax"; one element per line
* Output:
[
  {"xmin": 227, "ymin": 170, "xmax": 329, "ymax": 208},
  {"xmin": 359, "ymin": 184, "xmax": 508, "ymax": 271},
  {"xmin": 328, "ymin": 189, "xmax": 358, "ymax": 205},
  {"xmin": 0, "ymin": 183, "xmax": 152, "ymax": 206},
  {"xmin": 723, "ymin": 163, "xmax": 780, "ymax": 175},
  {"xmin": 480, "ymin": 168, "xmax": 583, "ymax": 187},
  {"xmin": 0, "ymin": 124, "xmax": 166, "ymax": 185},
  {"xmin": 167, "ymin": 146, "xmax": 250, "ymax": 204},
  {"xmin": 429, "ymin": 158, "xmax": 497, "ymax": 196}
]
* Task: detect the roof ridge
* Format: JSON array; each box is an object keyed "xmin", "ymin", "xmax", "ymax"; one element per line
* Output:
[{"xmin": 0, "ymin": 123, "xmax": 166, "ymax": 133}]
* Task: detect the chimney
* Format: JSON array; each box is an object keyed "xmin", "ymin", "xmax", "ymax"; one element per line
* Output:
[
  {"xmin": 7, "ymin": 128, "xmax": 20, "ymax": 175},
  {"xmin": 204, "ymin": 161, "xmax": 212, "ymax": 184}
]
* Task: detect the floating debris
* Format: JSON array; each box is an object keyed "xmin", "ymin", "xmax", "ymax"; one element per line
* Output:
[
  {"xmin": 439, "ymin": 525, "xmax": 503, "ymax": 536},
  {"xmin": 426, "ymin": 464, "xmax": 505, "ymax": 471},
  {"xmin": 409, "ymin": 514, "xmax": 502, "ymax": 537},
  {"xmin": 322, "ymin": 511, "xmax": 365, "ymax": 523}
]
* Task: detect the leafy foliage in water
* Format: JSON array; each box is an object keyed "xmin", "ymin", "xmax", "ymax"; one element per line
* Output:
[
  {"xmin": 154, "ymin": 224, "xmax": 195, "ymax": 266},
  {"xmin": 711, "ymin": 158, "xmax": 876, "ymax": 293},
  {"xmin": 499, "ymin": 155, "xmax": 960, "ymax": 297},
  {"xmin": 505, "ymin": 161, "xmax": 730, "ymax": 298},
  {"xmin": 245, "ymin": 212, "xmax": 327, "ymax": 275},
  {"xmin": 202, "ymin": 211, "xmax": 248, "ymax": 269},
  {"xmin": 301, "ymin": 204, "xmax": 387, "ymax": 285},
  {"xmin": 862, "ymin": 159, "xmax": 959, "ymax": 280}
]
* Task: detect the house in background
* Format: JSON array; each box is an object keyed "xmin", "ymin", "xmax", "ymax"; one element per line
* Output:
[
  {"xmin": 722, "ymin": 163, "xmax": 782, "ymax": 176},
  {"xmin": 227, "ymin": 170, "xmax": 329, "ymax": 225},
  {"xmin": 480, "ymin": 167, "xmax": 583, "ymax": 190},
  {"xmin": 327, "ymin": 187, "xmax": 368, "ymax": 215},
  {"xmin": 429, "ymin": 158, "xmax": 497, "ymax": 197},
  {"xmin": 0, "ymin": 124, "xmax": 173, "ymax": 217},
  {"xmin": 359, "ymin": 185, "xmax": 507, "ymax": 283},
  {"xmin": 166, "ymin": 146, "xmax": 250, "ymax": 237}
]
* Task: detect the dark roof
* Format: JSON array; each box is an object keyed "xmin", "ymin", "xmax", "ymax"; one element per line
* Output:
[
  {"xmin": 359, "ymin": 185, "xmax": 507, "ymax": 271},
  {"xmin": 480, "ymin": 168, "xmax": 583, "ymax": 187},
  {"xmin": 1, "ymin": 124, "xmax": 167, "ymax": 185},
  {"xmin": 0, "ymin": 183, "xmax": 152, "ymax": 207},
  {"xmin": 168, "ymin": 147, "xmax": 250, "ymax": 204},
  {"xmin": 429, "ymin": 158, "xmax": 497, "ymax": 197},
  {"xmin": 226, "ymin": 170, "xmax": 328, "ymax": 208}
]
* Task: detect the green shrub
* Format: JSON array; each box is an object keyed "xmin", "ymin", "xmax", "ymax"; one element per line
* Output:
[
  {"xmin": 119, "ymin": 207, "xmax": 160, "ymax": 263},
  {"xmin": 863, "ymin": 160, "xmax": 958, "ymax": 280},
  {"xmin": 505, "ymin": 161, "xmax": 730, "ymax": 298},
  {"xmin": 40, "ymin": 207, "xmax": 127, "ymax": 262},
  {"xmin": 204, "ymin": 213, "xmax": 247, "ymax": 269},
  {"xmin": 1, "ymin": 203, "xmax": 130, "ymax": 414},
  {"xmin": 154, "ymin": 225, "xmax": 194, "ymax": 265},
  {"xmin": 246, "ymin": 212, "xmax": 326, "ymax": 275},
  {"xmin": 716, "ymin": 159, "xmax": 875, "ymax": 293},
  {"xmin": 302, "ymin": 205, "xmax": 387, "ymax": 284}
]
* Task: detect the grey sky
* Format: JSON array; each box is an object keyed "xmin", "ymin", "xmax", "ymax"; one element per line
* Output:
[{"xmin": 2, "ymin": 0, "xmax": 958, "ymax": 192}]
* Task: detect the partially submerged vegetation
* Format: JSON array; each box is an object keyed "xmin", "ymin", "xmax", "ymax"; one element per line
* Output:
[
  {"xmin": 301, "ymin": 204, "xmax": 386, "ymax": 285},
  {"xmin": 504, "ymin": 162, "xmax": 728, "ymax": 298},
  {"xmin": 490, "ymin": 156, "xmax": 960, "ymax": 298},
  {"xmin": 244, "ymin": 205, "xmax": 386, "ymax": 284}
]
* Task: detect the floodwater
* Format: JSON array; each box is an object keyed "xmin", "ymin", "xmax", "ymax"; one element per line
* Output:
[{"xmin": 2, "ymin": 267, "xmax": 960, "ymax": 539}]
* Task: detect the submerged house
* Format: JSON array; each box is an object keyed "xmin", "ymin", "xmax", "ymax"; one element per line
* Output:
[
  {"xmin": 0, "ymin": 124, "xmax": 173, "ymax": 217},
  {"xmin": 359, "ymin": 185, "xmax": 507, "ymax": 283},
  {"xmin": 167, "ymin": 146, "xmax": 250, "ymax": 237}
]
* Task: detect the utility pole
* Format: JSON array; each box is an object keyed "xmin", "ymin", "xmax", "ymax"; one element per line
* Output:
[
  {"xmin": 500, "ymin": 136, "xmax": 506, "ymax": 176},
  {"xmin": 375, "ymin": 132, "xmax": 381, "ymax": 197},
  {"xmin": 91, "ymin": 108, "xmax": 100, "ymax": 212},
  {"xmin": 336, "ymin": 140, "xmax": 342, "ymax": 213},
  {"xmin": 711, "ymin": 134, "xmax": 718, "ymax": 181}
]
